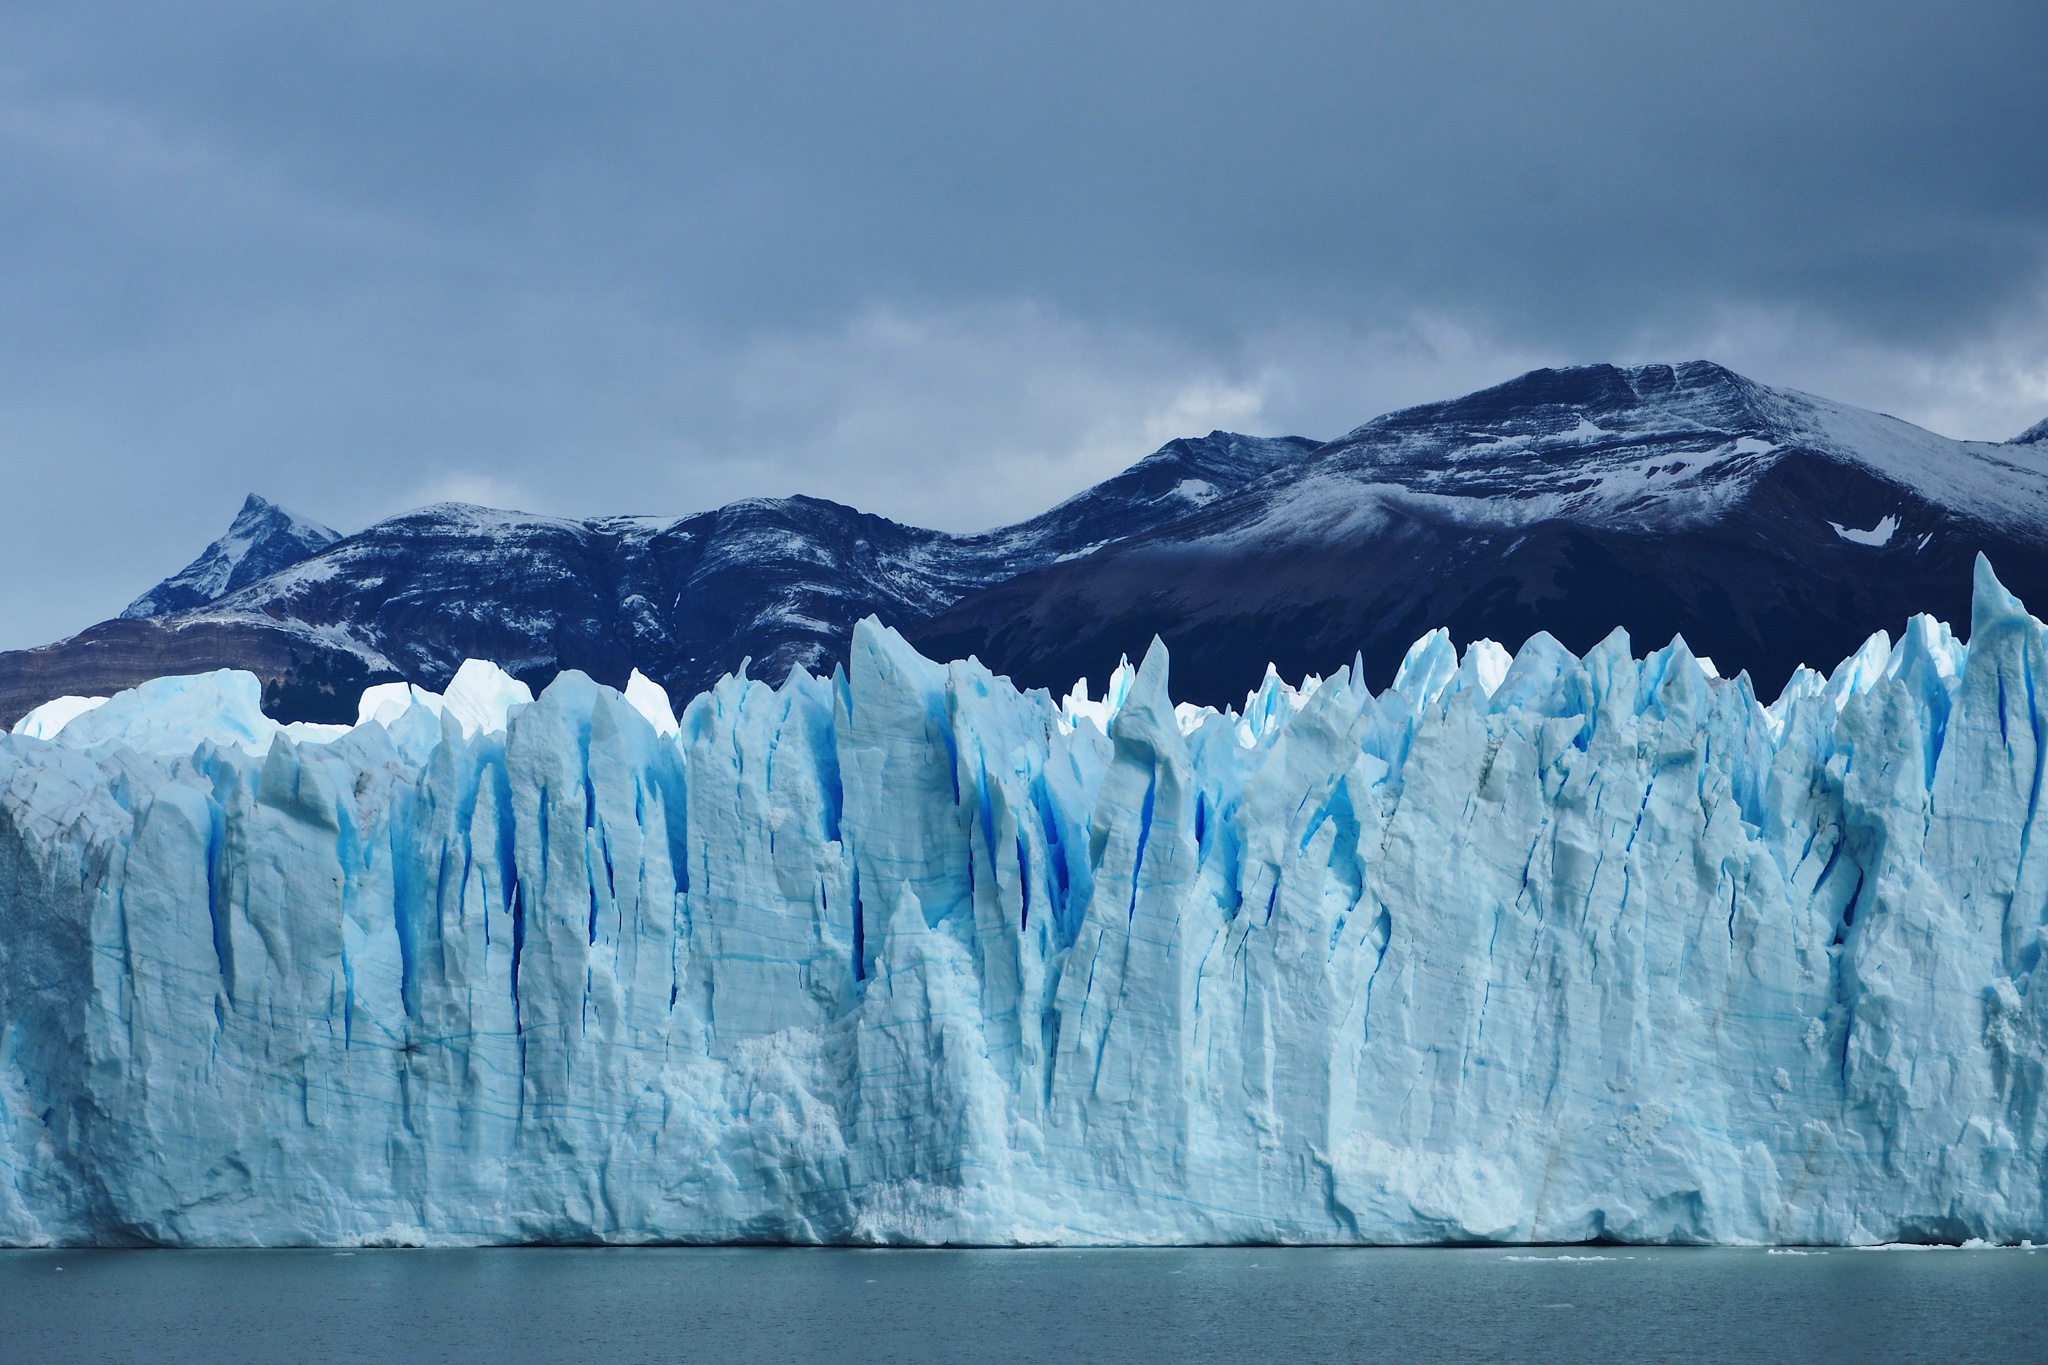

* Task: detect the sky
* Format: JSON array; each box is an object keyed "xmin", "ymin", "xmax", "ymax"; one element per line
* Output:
[{"xmin": 1, "ymin": 0, "xmax": 2046, "ymax": 648}]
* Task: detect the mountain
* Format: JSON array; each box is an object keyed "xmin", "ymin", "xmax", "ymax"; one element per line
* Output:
[
  {"xmin": 4, "ymin": 361, "xmax": 2046, "ymax": 729},
  {"xmin": 0, "ymin": 433, "xmax": 1313, "ymax": 725},
  {"xmin": 914, "ymin": 362, "xmax": 2048, "ymax": 701},
  {"xmin": 120, "ymin": 494, "xmax": 340, "ymax": 619}
]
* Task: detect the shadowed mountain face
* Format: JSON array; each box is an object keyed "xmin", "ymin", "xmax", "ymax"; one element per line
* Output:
[
  {"xmin": 0, "ymin": 433, "xmax": 1314, "ymax": 724},
  {"xmin": 3, "ymin": 361, "xmax": 2045, "ymax": 726}
]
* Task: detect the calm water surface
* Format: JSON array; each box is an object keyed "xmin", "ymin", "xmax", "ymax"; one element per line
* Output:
[{"xmin": 2, "ymin": 1245, "xmax": 2043, "ymax": 1363}]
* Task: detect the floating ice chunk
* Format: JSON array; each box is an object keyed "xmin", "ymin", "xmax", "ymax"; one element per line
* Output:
[
  {"xmin": 623, "ymin": 669, "xmax": 681, "ymax": 738},
  {"xmin": 10, "ymin": 694, "xmax": 108, "ymax": 740}
]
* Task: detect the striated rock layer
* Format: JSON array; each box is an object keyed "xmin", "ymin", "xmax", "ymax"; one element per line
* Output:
[{"xmin": 6, "ymin": 559, "xmax": 2048, "ymax": 1246}]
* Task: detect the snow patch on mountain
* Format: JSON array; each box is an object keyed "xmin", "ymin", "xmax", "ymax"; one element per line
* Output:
[
  {"xmin": 1294, "ymin": 362, "xmax": 2048, "ymax": 539},
  {"xmin": 1831, "ymin": 515, "xmax": 1900, "ymax": 547},
  {"xmin": 1759, "ymin": 385, "xmax": 2048, "ymax": 532}
]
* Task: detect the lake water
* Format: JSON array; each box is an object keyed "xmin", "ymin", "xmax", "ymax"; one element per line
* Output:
[{"xmin": 2, "ymin": 1245, "xmax": 2043, "ymax": 1363}]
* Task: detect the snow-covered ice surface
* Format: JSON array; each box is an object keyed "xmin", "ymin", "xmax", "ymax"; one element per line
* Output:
[
  {"xmin": 9, "ymin": 557, "xmax": 2048, "ymax": 1246},
  {"xmin": 9, "ymin": 695, "xmax": 108, "ymax": 741}
]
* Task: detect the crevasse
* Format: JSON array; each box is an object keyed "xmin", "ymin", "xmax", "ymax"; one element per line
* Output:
[{"xmin": 2, "ymin": 556, "xmax": 2047, "ymax": 1246}]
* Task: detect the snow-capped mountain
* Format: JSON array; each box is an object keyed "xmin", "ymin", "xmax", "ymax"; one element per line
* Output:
[
  {"xmin": 0, "ymin": 433, "xmax": 1312, "ymax": 724},
  {"xmin": 185, "ymin": 430, "xmax": 1316, "ymax": 699},
  {"xmin": 120, "ymin": 493, "xmax": 340, "ymax": 619},
  {"xmin": 2, "ymin": 361, "xmax": 2044, "ymax": 727},
  {"xmin": 915, "ymin": 362, "xmax": 2048, "ymax": 703}
]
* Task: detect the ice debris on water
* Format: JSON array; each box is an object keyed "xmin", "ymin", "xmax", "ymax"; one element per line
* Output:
[{"xmin": 8, "ymin": 556, "xmax": 2048, "ymax": 1246}]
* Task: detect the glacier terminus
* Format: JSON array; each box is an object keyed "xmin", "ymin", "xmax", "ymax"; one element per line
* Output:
[{"xmin": 8, "ymin": 557, "xmax": 2048, "ymax": 1247}]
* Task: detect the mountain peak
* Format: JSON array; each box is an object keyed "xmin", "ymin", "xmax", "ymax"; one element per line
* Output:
[
  {"xmin": 1357, "ymin": 360, "xmax": 1763, "ymax": 442},
  {"xmin": 2015, "ymin": 417, "xmax": 2048, "ymax": 446},
  {"xmin": 21, "ymin": 362, "xmax": 2045, "ymax": 732},
  {"xmin": 992, "ymin": 431, "xmax": 1317, "ymax": 551},
  {"xmin": 122, "ymin": 494, "xmax": 342, "ymax": 620},
  {"xmin": 1140, "ymin": 430, "xmax": 1319, "ymax": 480}
]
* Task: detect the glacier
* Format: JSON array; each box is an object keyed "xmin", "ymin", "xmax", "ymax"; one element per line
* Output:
[{"xmin": 6, "ymin": 557, "xmax": 2048, "ymax": 1247}]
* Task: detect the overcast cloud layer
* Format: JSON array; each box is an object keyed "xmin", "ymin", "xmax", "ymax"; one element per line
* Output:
[{"xmin": 2, "ymin": 0, "xmax": 2045, "ymax": 648}]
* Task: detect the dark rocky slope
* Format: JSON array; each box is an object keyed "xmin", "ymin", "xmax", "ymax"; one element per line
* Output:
[
  {"xmin": 6, "ymin": 362, "xmax": 2046, "ymax": 725},
  {"xmin": 916, "ymin": 363, "xmax": 2048, "ymax": 700},
  {"xmin": 1, "ymin": 434, "xmax": 1312, "ymax": 724}
]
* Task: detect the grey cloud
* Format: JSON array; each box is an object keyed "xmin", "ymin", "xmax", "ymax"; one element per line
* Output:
[{"xmin": 0, "ymin": 0, "xmax": 2044, "ymax": 647}]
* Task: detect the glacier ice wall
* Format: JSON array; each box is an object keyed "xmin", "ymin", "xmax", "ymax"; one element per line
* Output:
[{"xmin": 6, "ymin": 557, "xmax": 2048, "ymax": 1246}]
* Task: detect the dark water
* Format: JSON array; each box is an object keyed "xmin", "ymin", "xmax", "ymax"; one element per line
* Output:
[{"xmin": 2, "ymin": 1245, "xmax": 2044, "ymax": 1364}]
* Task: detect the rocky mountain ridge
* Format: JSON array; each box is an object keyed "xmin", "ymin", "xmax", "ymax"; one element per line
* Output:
[
  {"xmin": 916, "ymin": 362, "xmax": 2048, "ymax": 700},
  {"xmin": 4, "ymin": 361, "xmax": 2045, "ymax": 725},
  {"xmin": 2, "ymin": 433, "xmax": 1313, "ymax": 724}
]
